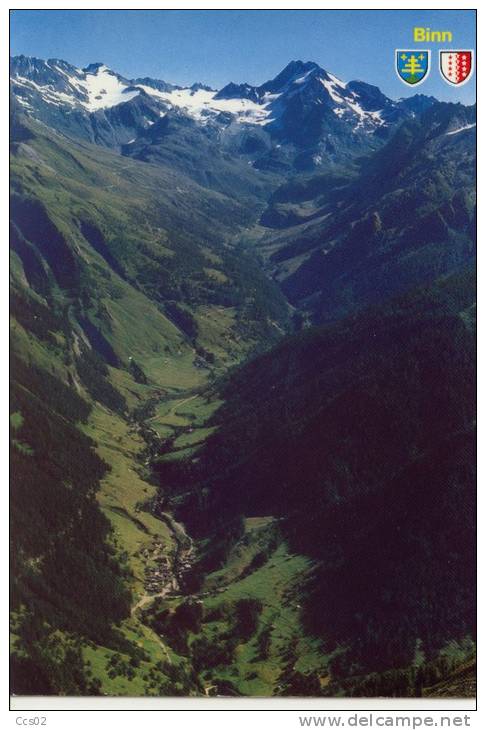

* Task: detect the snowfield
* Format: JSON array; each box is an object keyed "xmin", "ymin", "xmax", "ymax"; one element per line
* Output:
[
  {"xmin": 136, "ymin": 84, "xmax": 273, "ymax": 125},
  {"xmin": 82, "ymin": 65, "xmax": 140, "ymax": 110}
]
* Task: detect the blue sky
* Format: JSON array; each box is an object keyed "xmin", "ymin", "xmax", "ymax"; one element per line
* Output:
[{"xmin": 10, "ymin": 9, "xmax": 476, "ymax": 104}]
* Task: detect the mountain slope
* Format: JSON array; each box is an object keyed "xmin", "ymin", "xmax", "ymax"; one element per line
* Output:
[
  {"xmin": 169, "ymin": 271, "xmax": 475, "ymax": 694},
  {"xmin": 10, "ymin": 110, "xmax": 290, "ymax": 365},
  {"xmin": 256, "ymin": 101, "xmax": 476, "ymax": 323},
  {"xmin": 9, "ymin": 108, "xmax": 291, "ymax": 695}
]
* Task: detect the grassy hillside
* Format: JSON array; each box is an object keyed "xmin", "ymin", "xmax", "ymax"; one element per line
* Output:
[
  {"xmin": 10, "ymin": 113, "xmax": 290, "ymax": 367},
  {"xmin": 9, "ymin": 113, "xmax": 290, "ymax": 695}
]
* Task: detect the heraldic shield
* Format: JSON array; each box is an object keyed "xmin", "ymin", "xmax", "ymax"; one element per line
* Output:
[
  {"xmin": 396, "ymin": 50, "xmax": 430, "ymax": 85},
  {"xmin": 440, "ymin": 51, "xmax": 474, "ymax": 86}
]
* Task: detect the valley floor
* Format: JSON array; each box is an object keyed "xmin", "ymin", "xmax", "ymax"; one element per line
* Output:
[{"xmin": 78, "ymin": 353, "xmax": 328, "ymax": 696}]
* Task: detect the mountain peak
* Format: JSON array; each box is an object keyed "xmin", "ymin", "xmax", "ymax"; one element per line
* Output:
[
  {"xmin": 260, "ymin": 60, "xmax": 323, "ymax": 94},
  {"xmin": 190, "ymin": 82, "xmax": 214, "ymax": 92},
  {"xmin": 215, "ymin": 60, "xmax": 326, "ymax": 102},
  {"xmin": 278, "ymin": 59, "xmax": 321, "ymax": 76},
  {"xmin": 83, "ymin": 62, "xmax": 107, "ymax": 74}
]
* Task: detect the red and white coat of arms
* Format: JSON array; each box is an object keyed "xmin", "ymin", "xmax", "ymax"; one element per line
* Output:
[{"xmin": 440, "ymin": 51, "xmax": 474, "ymax": 86}]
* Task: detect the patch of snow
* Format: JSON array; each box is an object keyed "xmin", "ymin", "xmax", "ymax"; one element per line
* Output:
[
  {"xmin": 13, "ymin": 75, "xmax": 80, "ymax": 107},
  {"xmin": 13, "ymin": 65, "xmax": 139, "ymax": 111},
  {"xmin": 334, "ymin": 93, "xmax": 384, "ymax": 130},
  {"xmin": 319, "ymin": 74, "xmax": 382, "ymax": 133},
  {"xmin": 83, "ymin": 66, "xmax": 138, "ymax": 110},
  {"xmin": 327, "ymin": 72, "xmax": 347, "ymax": 89},
  {"xmin": 320, "ymin": 78, "xmax": 344, "ymax": 105},
  {"xmin": 346, "ymin": 99, "xmax": 366, "ymax": 119},
  {"xmin": 143, "ymin": 85, "xmax": 273, "ymax": 125},
  {"xmin": 293, "ymin": 69, "xmax": 314, "ymax": 85},
  {"xmin": 368, "ymin": 110, "xmax": 383, "ymax": 123},
  {"xmin": 15, "ymin": 96, "xmax": 33, "ymax": 108},
  {"xmin": 446, "ymin": 123, "xmax": 476, "ymax": 136},
  {"xmin": 261, "ymin": 91, "xmax": 281, "ymax": 104},
  {"xmin": 50, "ymin": 63, "xmax": 87, "ymax": 94}
]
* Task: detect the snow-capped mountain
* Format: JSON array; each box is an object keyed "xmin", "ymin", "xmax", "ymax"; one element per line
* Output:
[
  {"xmin": 217, "ymin": 61, "xmax": 390, "ymax": 131},
  {"xmin": 11, "ymin": 55, "xmax": 274, "ymax": 125},
  {"xmin": 10, "ymin": 55, "xmax": 437, "ymax": 170},
  {"xmin": 12, "ymin": 57, "xmax": 139, "ymax": 111}
]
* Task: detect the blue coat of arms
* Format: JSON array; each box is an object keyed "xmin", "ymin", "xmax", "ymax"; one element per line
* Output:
[{"xmin": 396, "ymin": 50, "xmax": 430, "ymax": 86}]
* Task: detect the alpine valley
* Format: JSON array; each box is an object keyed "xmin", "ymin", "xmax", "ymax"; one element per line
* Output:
[{"xmin": 10, "ymin": 55, "xmax": 476, "ymax": 698}]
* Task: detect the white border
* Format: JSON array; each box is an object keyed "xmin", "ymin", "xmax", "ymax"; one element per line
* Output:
[
  {"xmin": 439, "ymin": 49, "xmax": 475, "ymax": 87},
  {"xmin": 5, "ymin": 3, "xmax": 479, "ymax": 724},
  {"xmin": 10, "ymin": 696, "xmax": 478, "ymax": 711},
  {"xmin": 395, "ymin": 48, "xmax": 431, "ymax": 87}
]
